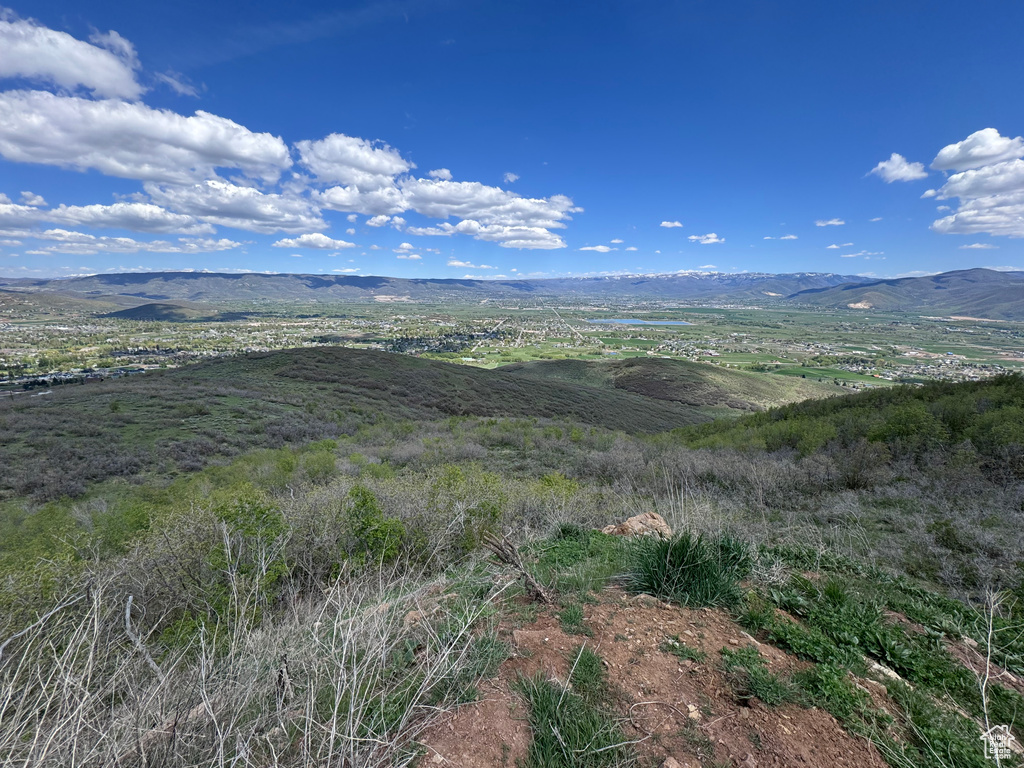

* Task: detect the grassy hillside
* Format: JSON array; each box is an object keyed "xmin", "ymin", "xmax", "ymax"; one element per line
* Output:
[
  {"xmin": 676, "ymin": 371, "xmax": 1024, "ymax": 464},
  {"xmin": 101, "ymin": 301, "xmax": 221, "ymax": 322},
  {"xmin": 2, "ymin": 353, "xmax": 1024, "ymax": 767},
  {"xmin": 2, "ymin": 347, "xmax": 796, "ymax": 502},
  {"xmin": 501, "ymin": 356, "xmax": 844, "ymax": 412},
  {"xmin": 0, "ymin": 288, "xmax": 122, "ymax": 319}
]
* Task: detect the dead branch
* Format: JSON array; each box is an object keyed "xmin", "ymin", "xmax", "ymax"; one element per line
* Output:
[{"xmin": 481, "ymin": 533, "xmax": 553, "ymax": 604}]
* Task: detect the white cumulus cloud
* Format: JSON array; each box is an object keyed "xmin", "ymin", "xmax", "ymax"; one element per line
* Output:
[
  {"xmin": 503, "ymin": 172, "xmax": 519, "ymax": 183},
  {"xmin": 401, "ymin": 179, "xmax": 577, "ymax": 229},
  {"xmin": 296, "ymin": 133, "xmax": 412, "ymax": 188},
  {"xmin": 928, "ymin": 129, "xmax": 1024, "ymax": 238},
  {"xmin": 146, "ymin": 179, "xmax": 324, "ymax": 234},
  {"xmin": 0, "ymin": 91, "xmax": 292, "ymax": 184},
  {"xmin": 660, "ymin": 220, "xmax": 683, "ymax": 228},
  {"xmin": 316, "ymin": 184, "xmax": 407, "ymax": 216},
  {"xmin": 869, "ymin": 153, "xmax": 928, "ymax": 182},
  {"xmin": 960, "ymin": 243, "xmax": 998, "ymax": 249},
  {"xmin": 932, "ymin": 128, "xmax": 1024, "ymax": 171},
  {"xmin": 272, "ymin": 233, "xmax": 355, "ymax": 249},
  {"xmin": 579, "ymin": 245, "xmax": 614, "ymax": 252},
  {"xmin": 0, "ymin": 12, "xmax": 142, "ymax": 99},
  {"xmin": 49, "ymin": 202, "xmax": 214, "ymax": 234},
  {"xmin": 688, "ymin": 233, "xmax": 724, "ymax": 244},
  {"xmin": 26, "ymin": 229, "xmax": 240, "ymax": 255},
  {"xmin": 447, "ymin": 259, "xmax": 496, "ymax": 269},
  {"xmin": 931, "ymin": 159, "xmax": 1024, "ymax": 200},
  {"xmin": 19, "ymin": 191, "xmax": 45, "ymax": 206},
  {"xmin": 815, "ymin": 218, "xmax": 845, "ymax": 227},
  {"xmin": 0, "ymin": 198, "xmax": 45, "ymax": 228}
]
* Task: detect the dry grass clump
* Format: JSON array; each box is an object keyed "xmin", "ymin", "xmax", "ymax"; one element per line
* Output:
[{"xmin": 0, "ymin": 564, "xmax": 498, "ymax": 767}]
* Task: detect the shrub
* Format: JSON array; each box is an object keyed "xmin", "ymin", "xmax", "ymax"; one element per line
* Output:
[{"xmin": 347, "ymin": 485, "xmax": 405, "ymax": 565}]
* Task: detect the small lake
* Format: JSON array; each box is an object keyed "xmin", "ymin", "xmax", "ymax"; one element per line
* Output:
[{"xmin": 586, "ymin": 318, "xmax": 692, "ymax": 326}]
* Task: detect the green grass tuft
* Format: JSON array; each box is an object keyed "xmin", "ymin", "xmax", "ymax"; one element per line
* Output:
[
  {"xmin": 568, "ymin": 645, "xmax": 610, "ymax": 704},
  {"xmin": 515, "ymin": 669, "xmax": 634, "ymax": 768},
  {"xmin": 625, "ymin": 532, "xmax": 751, "ymax": 607},
  {"xmin": 558, "ymin": 603, "xmax": 593, "ymax": 636},
  {"xmin": 659, "ymin": 635, "xmax": 707, "ymax": 663},
  {"xmin": 720, "ymin": 645, "xmax": 794, "ymax": 707}
]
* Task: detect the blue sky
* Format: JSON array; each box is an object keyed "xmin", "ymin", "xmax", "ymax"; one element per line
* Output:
[{"xmin": 1, "ymin": 0, "xmax": 1022, "ymax": 280}]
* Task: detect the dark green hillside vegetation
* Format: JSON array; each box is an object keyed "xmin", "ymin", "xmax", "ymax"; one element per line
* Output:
[
  {"xmin": 676, "ymin": 372, "xmax": 1024, "ymax": 473},
  {"xmin": 0, "ymin": 347, "xmax": 825, "ymax": 503},
  {"xmin": 101, "ymin": 301, "xmax": 220, "ymax": 322},
  {"xmin": 2, "ymin": 365, "xmax": 1024, "ymax": 766},
  {"xmin": 502, "ymin": 356, "xmax": 843, "ymax": 411}
]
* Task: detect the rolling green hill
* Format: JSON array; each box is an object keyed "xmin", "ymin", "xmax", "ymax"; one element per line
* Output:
[
  {"xmin": 789, "ymin": 268, "xmax": 1024, "ymax": 319},
  {"xmin": 0, "ymin": 288, "xmax": 122, "ymax": 319},
  {"xmin": 499, "ymin": 357, "xmax": 844, "ymax": 412},
  {"xmin": 1, "ymin": 347, "xmax": 828, "ymax": 502},
  {"xmin": 101, "ymin": 301, "xmax": 220, "ymax": 322}
]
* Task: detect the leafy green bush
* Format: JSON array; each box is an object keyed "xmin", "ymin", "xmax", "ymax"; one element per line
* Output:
[
  {"xmin": 426, "ymin": 464, "xmax": 506, "ymax": 554},
  {"xmin": 347, "ymin": 485, "xmax": 405, "ymax": 565},
  {"xmin": 792, "ymin": 663, "xmax": 879, "ymax": 729}
]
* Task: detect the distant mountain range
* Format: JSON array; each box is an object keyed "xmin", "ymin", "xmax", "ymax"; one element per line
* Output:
[
  {"xmin": 790, "ymin": 268, "xmax": 1024, "ymax": 320},
  {"xmin": 0, "ymin": 270, "xmax": 869, "ymax": 304},
  {"xmin": 1, "ymin": 267, "xmax": 1021, "ymax": 318}
]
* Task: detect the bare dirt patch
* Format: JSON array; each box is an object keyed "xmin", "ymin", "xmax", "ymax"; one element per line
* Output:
[
  {"xmin": 419, "ymin": 588, "xmax": 888, "ymax": 767},
  {"xmin": 419, "ymin": 678, "xmax": 531, "ymax": 768}
]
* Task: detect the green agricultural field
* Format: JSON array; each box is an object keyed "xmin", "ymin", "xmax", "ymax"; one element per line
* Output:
[{"xmin": 772, "ymin": 366, "xmax": 892, "ymax": 384}]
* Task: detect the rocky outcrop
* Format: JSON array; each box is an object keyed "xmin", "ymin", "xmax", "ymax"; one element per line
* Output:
[{"xmin": 601, "ymin": 511, "xmax": 673, "ymax": 539}]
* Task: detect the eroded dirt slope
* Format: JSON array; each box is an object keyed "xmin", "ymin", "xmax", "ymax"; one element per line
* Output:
[{"xmin": 421, "ymin": 587, "xmax": 887, "ymax": 768}]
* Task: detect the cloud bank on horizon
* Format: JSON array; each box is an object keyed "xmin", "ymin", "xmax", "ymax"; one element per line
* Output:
[{"xmin": 0, "ymin": 4, "xmax": 1021, "ymax": 279}]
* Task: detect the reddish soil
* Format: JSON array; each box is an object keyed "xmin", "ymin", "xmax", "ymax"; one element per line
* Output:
[{"xmin": 419, "ymin": 588, "xmax": 888, "ymax": 767}]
